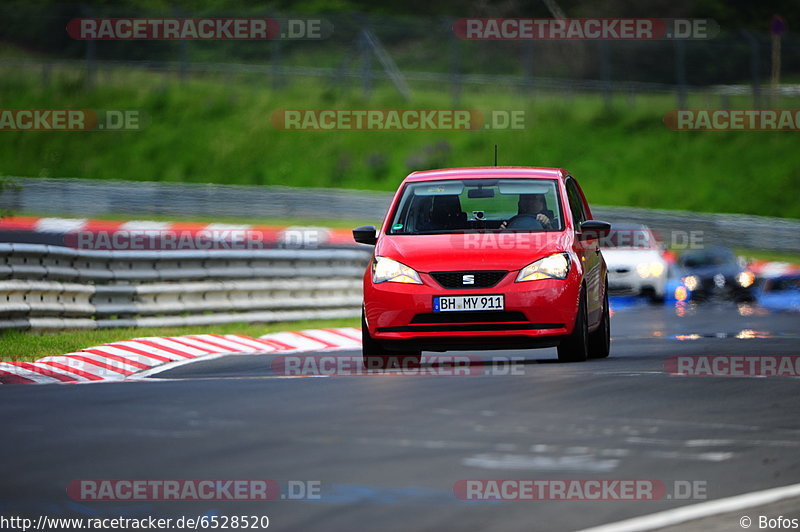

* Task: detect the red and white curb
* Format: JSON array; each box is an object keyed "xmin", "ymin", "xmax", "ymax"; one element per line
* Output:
[{"xmin": 0, "ymin": 327, "xmax": 362, "ymax": 385}]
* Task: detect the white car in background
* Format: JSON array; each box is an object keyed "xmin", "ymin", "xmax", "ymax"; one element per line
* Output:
[{"xmin": 601, "ymin": 223, "xmax": 668, "ymax": 302}]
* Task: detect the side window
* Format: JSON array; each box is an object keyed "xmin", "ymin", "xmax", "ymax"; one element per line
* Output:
[{"xmin": 565, "ymin": 178, "xmax": 587, "ymax": 229}]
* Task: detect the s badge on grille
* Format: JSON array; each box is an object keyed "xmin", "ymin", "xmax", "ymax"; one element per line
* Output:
[{"xmin": 462, "ymin": 274, "xmax": 475, "ymax": 285}]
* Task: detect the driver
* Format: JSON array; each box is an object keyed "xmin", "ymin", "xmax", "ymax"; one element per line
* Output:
[{"xmin": 500, "ymin": 194, "xmax": 554, "ymax": 229}]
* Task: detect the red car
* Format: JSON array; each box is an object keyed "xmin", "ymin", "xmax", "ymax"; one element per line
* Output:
[{"xmin": 353, "ymin": 167, "xmax": 611, "ymax": 366}]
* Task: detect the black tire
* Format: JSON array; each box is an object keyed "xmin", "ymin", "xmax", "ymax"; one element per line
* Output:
[
  {"xmin": 588, "ymin": 284, "xmax": 611, "ymax": 359},
  {"xmin": 362, "ymin": 312, "xmax": 421, "ymax": 370},
  {"xmin": 558, "ymin": 288, "xmax": 589, "ymax": 363}
]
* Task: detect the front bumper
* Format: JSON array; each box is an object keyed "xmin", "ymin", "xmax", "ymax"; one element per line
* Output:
[
  {"xmin": 363, "ymin": 269, "xmax": 581, "ymax": 350},
  {"xmin": 608, "ymin": 268, "xmax": 666, "ymax": 297},
  {"xmin": 689, "ymin": 277, "xmax": 755, "ymax": 301}
]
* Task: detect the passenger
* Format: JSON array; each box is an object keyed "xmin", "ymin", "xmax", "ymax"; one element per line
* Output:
[{"xmin": 430, "ymin": 195, "xmax": 467, "ymax": 230}]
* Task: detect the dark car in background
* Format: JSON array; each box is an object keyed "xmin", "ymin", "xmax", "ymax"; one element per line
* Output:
[{"xmin": 677, "ymin": 246, "xmax": 756, "ymax": 302}]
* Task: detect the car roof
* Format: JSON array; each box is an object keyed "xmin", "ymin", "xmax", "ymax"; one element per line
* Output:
[
  {"xmin": 405, "ymin": 166, "xmax": 566, "ymax": 182},
  {"xmin": 680, "ymin": 245, "xmax": 735, "ymax": 258}
]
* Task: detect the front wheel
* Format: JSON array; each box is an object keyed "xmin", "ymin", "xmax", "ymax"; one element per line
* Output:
[
  {"xmin": 557, "ymin": 289, "xmax": 588, "ymax": 362},
  {"xmin": 588, "ymin": 284, "xmax": 611, "ymax": 359},
  {"xmin": 649, "ymin": 291, "xmax": 665, "ymax": 304},
  {"xmin": 362, "ymin": 312, "xmax": 421, "ymax": 369}
]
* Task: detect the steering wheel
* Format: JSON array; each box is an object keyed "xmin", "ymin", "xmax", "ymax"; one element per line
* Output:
[{"xmin": 506, "ymin": 214, "xmax": 544, "ymax": 229}]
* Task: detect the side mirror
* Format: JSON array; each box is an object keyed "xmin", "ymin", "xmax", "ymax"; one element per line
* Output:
[
  {"xmin": 578, "ymin": 220, "xmax": 611, "ymax": 241},
  {"xmin": 353, "ymin": 225, "xmax": 377, "ymax": 245}
]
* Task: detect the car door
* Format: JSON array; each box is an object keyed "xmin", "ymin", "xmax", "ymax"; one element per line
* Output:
[{"xmin": 565, "ymin": 176, "xmax": 603, "ymax": 327}]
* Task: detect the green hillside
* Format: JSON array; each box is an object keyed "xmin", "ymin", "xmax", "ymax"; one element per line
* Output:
[{"xmin": 1, "ymin": 63, "xmax": 799, "ymax": 218}]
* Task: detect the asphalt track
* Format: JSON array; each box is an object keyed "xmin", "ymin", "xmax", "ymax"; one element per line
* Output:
[{"xmin": 1, "ymin": 301, "xmax": 799, "ymax": 531}]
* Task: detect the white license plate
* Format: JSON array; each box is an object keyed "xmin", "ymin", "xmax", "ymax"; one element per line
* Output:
[{"xmin": 433, "ymin": 295, "xmax": 504, "ymax": 312}]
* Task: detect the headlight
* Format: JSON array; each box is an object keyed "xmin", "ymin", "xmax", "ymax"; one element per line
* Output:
[
  {"xmin": 736, "ymin": 271, "xmax": 755, "ymax": 288},
  {"xmin": 682, "ymin": 275, "xmax": 699, "ymax": 291},
  {"xmin": 636, "ymin": 262, "xmax": 665, "ymax": 278},
  {"xmin": 372, "ymin": 256, "xmax": 422, "ymax": 284},
  {"xmin": 674, "ymin": 286, "xmax": 688, "ymax": 302},
  {"xmin": 516, "ymin": 253, "xmax": 570, "ymax": 282}
]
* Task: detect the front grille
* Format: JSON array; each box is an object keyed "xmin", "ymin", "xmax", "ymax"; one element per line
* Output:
[
  {"xmin": 411, "ymin": 311, "xmax": 527, "ymax": 324},
  {"xmin": 430, "ymin": 270, "xmax": 507, "ymax": 289},
  {"xmin": 611, "ymin": 267, "xmax": 631, "ymax": 274}
]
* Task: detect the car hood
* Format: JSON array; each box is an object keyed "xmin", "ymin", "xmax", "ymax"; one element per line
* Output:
[
  {"xmin": 602, "ymin": 248, "xmax": 664, "ymax": 267},
  {"xmin": 376, "ymin": 232, "xmax": 572, "ymax": 272}
]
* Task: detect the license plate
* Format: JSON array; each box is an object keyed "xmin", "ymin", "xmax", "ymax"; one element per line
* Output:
[{"xmin": 433, "ymin": 295, "xmax": 504, "ymax": 312}]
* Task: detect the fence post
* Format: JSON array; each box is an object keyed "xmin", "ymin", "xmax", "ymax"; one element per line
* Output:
[
  {"xmin": 174, "ymin": 6, "xmax": 188, "ymax": 83},
  {"xmin": 358, "ymin": 28, "xmax": 373, "ymax": 98},
  {"xmin": 271, "ymin": 35, "xmax": 283, "ymax": 89},
  {"xmin": 599, "ymin": 40, "xmax": 612, "ymax": 110},
  {"xmin": 741, "ymin": 30, "xmax": 761, "ymax": 109},
  {"xmin": 448, "ymin": 18, "xmax": 462, "ymax": 107},
  {"xmin": 522, "ymin": 39, "xmax": 535, "ymax": 96},
  {"xmin": 674, "ymin": 39, "xmax": 687, "ymax": 108},
  {"xmin": 80, "ymin": 4, "xmax": 96, "ymax": 90},
  {"xmin": 41, "ymin": 62, "xmax": 51, "ymax": 88}
]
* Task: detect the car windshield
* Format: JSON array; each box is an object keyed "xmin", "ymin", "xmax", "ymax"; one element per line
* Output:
[
  {"xmin": 680, "ymin": 249, "xmax": 735, "ymax": 268},
  {"xmin": 387, "ymin": 179, "xmax": 562, "ymax": 234},
  {"xmin": 601, "ymin": 226, "xmax": 656, "ymax": 249}
]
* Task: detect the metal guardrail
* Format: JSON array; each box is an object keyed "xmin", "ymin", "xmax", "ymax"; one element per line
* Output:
[
  {"xmin": 2, "ymin": 177, "xmax": 799, "ymax": 252},
  {"xmin": 0, "ymin": 177, "xmax": 393, "ymax": 220},
  {"xmin": 0, "ymin": 243, "xmax": 370, "ymax": 330},
  {"xmin": 591, "ymin": 206, "xmax": 800, "ymax": 254}
]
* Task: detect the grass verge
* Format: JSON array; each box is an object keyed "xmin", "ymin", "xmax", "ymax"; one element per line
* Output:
[{"xmin": 736, "ymin": 248, "xmax": 800, "ymax": 264}]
